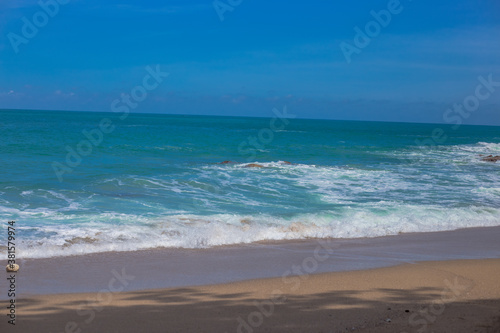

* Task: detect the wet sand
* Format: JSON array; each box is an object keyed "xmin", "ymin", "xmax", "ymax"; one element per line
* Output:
[{"xmin": 3, "ymin": 226, "xmax": 500, "ymax": 296}]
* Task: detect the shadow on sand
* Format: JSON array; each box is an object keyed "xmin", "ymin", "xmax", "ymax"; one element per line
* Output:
[{"xmin": 9, "ymin": 286, "xmax": 500, "ymax": 333}]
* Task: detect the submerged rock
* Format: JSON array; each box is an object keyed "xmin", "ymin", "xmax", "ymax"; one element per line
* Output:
[
  {"xmin": 481, "ymin": 155, "xmax": 500, "ymax": 162},
  {"xmin": 220, "ymin": 160, "xmax": 233, "ymax": 164},
  {"xmin": 244, "ymin": 163, "xmax": 264, "ymax": 168}
]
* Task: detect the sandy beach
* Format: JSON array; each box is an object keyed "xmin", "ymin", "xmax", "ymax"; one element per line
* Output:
[
  {"xmin": 1, "ymin": 259, "xmax": 499, "ymax": 332},
  {"xmin": 2, "ymin": 0, "xmax": 500, "ymax": 331},
  {"xmin": 2, "ymin": 227, "xmax": 500, "ymax": 332}
]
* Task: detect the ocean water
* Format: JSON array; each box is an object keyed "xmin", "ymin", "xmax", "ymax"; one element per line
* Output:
[{"xmin": 1, "ymin": 109, "xmax": 499, "ymax": 258}]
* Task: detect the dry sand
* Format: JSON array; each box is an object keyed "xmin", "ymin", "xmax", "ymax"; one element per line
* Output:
[{"xmin": 3, "ymin": 259, "xmax": 500, "ymax": 333}]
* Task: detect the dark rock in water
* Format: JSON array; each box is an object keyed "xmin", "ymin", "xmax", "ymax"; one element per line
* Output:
[
  {"xmin": 481, "ymin": 155, "xmax": 500, "ymax": 162},
  {"xmin": 220, "ymin": 160, "xmax": 232, "ymax": 164},
  {"xmin": 282, "ymin": 161, "xmax": 292, "ymax": 164},
  {"xmin": 244, "ymin": 163, "xmax": 264, "ymax": 168}
]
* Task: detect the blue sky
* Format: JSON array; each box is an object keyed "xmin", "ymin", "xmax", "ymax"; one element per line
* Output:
[{"xmin": 0, "ymin": 0, "xmax": 499, "ymax": 125}]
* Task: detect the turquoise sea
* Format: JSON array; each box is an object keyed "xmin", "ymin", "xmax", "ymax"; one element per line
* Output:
[{"xmin": 1, "ymin": 109, "xmax": 499, "ymax": 258}]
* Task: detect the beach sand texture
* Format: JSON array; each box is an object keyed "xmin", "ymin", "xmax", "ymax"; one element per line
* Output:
[{"xmin": 3, "ymin": 259, "xmax": 500, "ymax": 333}]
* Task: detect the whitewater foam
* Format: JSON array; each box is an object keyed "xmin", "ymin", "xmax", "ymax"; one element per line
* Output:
[{"xmin": 4, "ymin": 203, "xmax": 499, "ymax": 258}]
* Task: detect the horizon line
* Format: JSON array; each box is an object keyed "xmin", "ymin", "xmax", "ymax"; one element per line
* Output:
[{"xmin": 1, "ymin": 107, "xmax": 499, "ymax": 128}]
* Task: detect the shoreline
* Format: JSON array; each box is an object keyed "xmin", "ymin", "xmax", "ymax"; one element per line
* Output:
[
  {"xmin": 2, "ymin": 225, "xmax": 500, "ymax": 297},
  {"xmin": 2, "ymin": 259, "xmax": 500, "ymax": 332}
]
